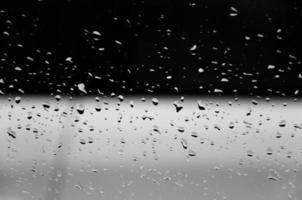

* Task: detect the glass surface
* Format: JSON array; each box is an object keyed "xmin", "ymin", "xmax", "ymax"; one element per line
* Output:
[{"xmin": 0, "ymin": 1, "xmax": 301, "ymax": 199}]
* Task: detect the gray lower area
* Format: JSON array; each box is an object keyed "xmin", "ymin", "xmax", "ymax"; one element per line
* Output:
[{"xmin": 0, "ymin": 96, "xmax": 301, "ymax": 200}]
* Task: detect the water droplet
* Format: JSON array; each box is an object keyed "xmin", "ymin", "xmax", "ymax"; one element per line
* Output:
[
  {"xmin": 266, "ymin": 147, "xmax": 273, "ymax": 155},
  {"xmin": 267, "ymin": 169, "xmax": 281, "ymax": 181},
  {"xmin": 279, "ymin": 120, "xmax": 286, "ymax": 127},
  {"xmin": 120, "ymin": 138, "xmax": 126, "ymax": 144},
  {"xmin": 153, "ymin": 125, "xmax": 161, "ymax": 134},
  {"xmin": 95, "ymin": 104, "xmax": 101, "ymax": 112},
  {"xmin": 115, "ymin": 40, "xmax": 122, "ymax": 45},
  {"xmin": 293, "ymin": 124, "xmax": 302, "ymax": 129},
  {"xmin": 92, "ymin": 30, "xmax": 101, "ymax": 36},
  {"xmin": 191, "ymin": 132, "xmax": 198, "ymax": 138},
  {"xmin": 118, "ymin": 95, "xmax": 124, "ymax": 102},
  {"xmin": 42, "ymin": 103, "xmax": 50, "ymax": 111},
  {"xmin": 177, "ymin": 126, "xmax": 185, "ymax": 133},
  {"xmin": 230, "ymin": 6, "xmax": 238, "ymax": 12},
  {"xmin": 130, "ymin": 100, "xmax": 134, "ymax": 108},
  {"xmin": 214, "ymin": 88, "xmax": 223, "ymax": 93},
  {"xmin": 173, "ymin": 101, "xmax": 183, "ymax": 112},
  {"xmin": 78, "ymin": 83, "xmax": 87, "ymax": 93},
  {"xmin": 65, "ymin": 57, "xmax": 73, "ymax": 62},
  {"xmin": 198, "ymin": 68, "xmax": 204, "ymax": 73},
  {"xmin": 251, "ymin": 99, "xmax": 258, "ymax": 105},
  {"xmin": 188, "ymin": 149, "xmax": 197, "ymax": 157},
  {"xmin": 229, "ymin": 122, "xmax": 235, "ymax": 129},
  {"xmin": 197, "ymin": 100, "xmax": 205, "ymax": 110},
  {"xmin": 180, "ymin": 138, "xmax": 188, "ymax": 149},
  {"xmin": 190, "ymin": 44, "xmax": 197, "ymax": 51},
  {"xmin": 7, "ymin": 127, "xmax": 16, "ymax": 139},
  {"xmin": 79, "ymin": 138, "xmax": 86, "ymax": 145},
  {"xmin": 221, "ymin": 78, "xmax": 229, "ymax": 82},
  {"xmin": 76, "ymin": 104, "xmax": 85, "ymax": 114},
  {"xmin": 152, "ymin": 98, "xmax": 159, "ymax": 105},
  {"xmin": 15, "ymin": 96, "xmax": 21, "ymax": 104},
  {"xmin": 267, "ymin": 64, "xmax": 275, "ymax": 69},
  {"xmin": 275, "ymin": 132, "xmax": 282, "ymax": 138},
  {"xmin": 247, "ymin": 150, "xmax": 254, "ymax": 157},
  {"xmin": 54, "ymin": 95, "xmax": 61, "ymax": 101}
]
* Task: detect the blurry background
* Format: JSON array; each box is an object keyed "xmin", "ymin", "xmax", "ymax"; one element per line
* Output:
[{"xmin": 0, "ymin": 0, "xmax": 301, "ymax": 96}]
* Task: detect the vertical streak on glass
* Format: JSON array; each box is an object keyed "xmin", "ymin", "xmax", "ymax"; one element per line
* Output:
[{"xmin": 45, "ymin": 101, "xmax": 74, "ymax": 200}]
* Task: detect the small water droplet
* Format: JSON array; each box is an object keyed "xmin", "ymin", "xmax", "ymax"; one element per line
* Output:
[
  {"xmin": 266, "ymin": 147, "xmax": 273, "ymax": 155},
  {"xmin": 190, "ymin": 44, "xmax": 197, "ymax": 51},
  {"xmin": 42, "ymin": 103, "xmax": 50, "ymax": 110},
  {"xmin": 198, "ymin": 68, "xmax": 204, "ymax": 73},
  {"xmin": 79, "ymin": 138, "xmax": 86, "ymax": 145},
  {"xmin": 78, "ymin": 83, "xmax": 87, "ymax": 93},
  {"xmin": 15, "ymin": 96, "xmax": 21, "ymax": 104},
  {"xmin": 191, "ymin": 132, "xmax": 198, "ymax": 138},
  {"xmin": 180, "ymin": 138, "xmax": 188, "ymax": 149},
  {"xmin": 279, "ymin": 120, "xmax": 286, "ymax": 127},
  {"xmin": 173, "ymin": 101, "xmax": 183, "ymax": 112},
  {"xmin": 247, "ymin": 150, "xmax": 254, "ymax": 157},
  {"xmin": 251, "ymin": 99, "xmax": 258, "ymax": 105},
  {"xmin": 92, "ymin": 30, "xmax": 101, "ymax": 36},
  {"xmin": 152, "ymin": 98, "xmax": 159, "ymax": 105},
  {"xmin": 76, "ymin": 104, "xmax": 85, "ymax": 114},
  {"xmin": 7, "ymin": 127, "xmax": 16, "ymax": 139},
  {"xmin": 275, "ymin": 132, "xmax": 282, "ymax": 138},
  {"xmin": 118, "ymin": 95, "xmax": 124, "ymax": 102},
  {"xmin": 188, "ymin": 149, "xmax": 197, "ymax": 157},
  {"xmin": 267, "ymin": 64, "xmax": 275, "ymax": 69},
  {"xmin": 197, "ymin": 100, "xmax": 205, "ymax": 110},
  {"xmin": 54, "ymin": 95, "xmax": 61, "ymax": 101}
]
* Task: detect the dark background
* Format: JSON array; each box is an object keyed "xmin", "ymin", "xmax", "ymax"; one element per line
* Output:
[{"xmin": 0, "ymin": 0, "xmax": 301, "ymax": 96}]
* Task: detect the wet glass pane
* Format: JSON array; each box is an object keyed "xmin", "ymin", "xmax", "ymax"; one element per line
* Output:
[{"xmin": 0, "ymin": 1, "xmax": 302, "ymax": 200}]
